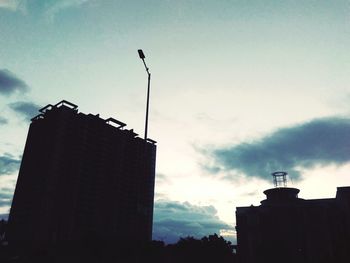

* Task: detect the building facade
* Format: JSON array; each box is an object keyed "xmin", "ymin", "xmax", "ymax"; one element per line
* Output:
[
  {"xmin": 236, "ymin": 175, "xmax": 350, "ymax": 263},
  {"xmin": 7, "ymin": 100, "xmax": 156, "ymax": 245}
]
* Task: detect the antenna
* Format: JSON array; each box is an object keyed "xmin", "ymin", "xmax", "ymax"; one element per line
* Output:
[
  {"xmin": 272, "ymin": 171, "xmax": 288, "ymax": 188},
  {"xmin": 138, "ymin": 49, "xmax": 151, "ymax": 140}
]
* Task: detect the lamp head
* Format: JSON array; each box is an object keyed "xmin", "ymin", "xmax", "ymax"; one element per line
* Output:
[{"xmin": 138, "ymin": 49, "xmax": 145, "ymax": 59}]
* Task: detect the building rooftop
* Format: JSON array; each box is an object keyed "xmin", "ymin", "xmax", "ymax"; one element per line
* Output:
[{"xmin": 31, "ymin": 99, "xmax": 156, "ymax": 145}]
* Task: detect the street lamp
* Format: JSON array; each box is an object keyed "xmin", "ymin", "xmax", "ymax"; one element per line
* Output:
[{"xmin": 138, "ymin": 49, "xmax": 151, "ymax": 140}]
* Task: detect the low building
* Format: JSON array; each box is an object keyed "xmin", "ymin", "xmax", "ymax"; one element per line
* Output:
[{"xmin": 236, "ymin": 172, "xmax": 350, "ymax": 263}]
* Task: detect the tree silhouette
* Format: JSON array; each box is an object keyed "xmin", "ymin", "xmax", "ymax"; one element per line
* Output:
[
  {"xmin": 0, "ymin": 233, "xmax": 237, "ymax": 263},
  {"xmin": 168, "ymin": 234, "xmax": 237, "ymax": 263}
]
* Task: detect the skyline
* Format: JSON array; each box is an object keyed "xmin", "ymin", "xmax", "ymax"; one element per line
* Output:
[{"xmin": 1, "ymin": 0, "xmax": 350, "ymax": 243}]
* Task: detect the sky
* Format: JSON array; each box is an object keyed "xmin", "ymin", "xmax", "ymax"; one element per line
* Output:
[{"xmin": 0, "ymin": 0, "xmax": 350, "ymax": 244}]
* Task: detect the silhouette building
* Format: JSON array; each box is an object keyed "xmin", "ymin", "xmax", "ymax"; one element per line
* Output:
[
  {"xmin": 236, "ymin": 172, "xmax": 350, "ymax": 263},
  {"xmin": 7, "ymin": 100, "xmax": 156, "ymax": 245}
]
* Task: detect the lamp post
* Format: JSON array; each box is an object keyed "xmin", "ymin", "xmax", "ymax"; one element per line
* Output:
[{"xmin": 138, "ymin": 49, "xmax": 151, "ymax": 140}]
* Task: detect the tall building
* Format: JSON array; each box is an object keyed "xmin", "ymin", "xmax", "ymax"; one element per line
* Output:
[
  {"xmin": 236, "ymin": 172, "xmax": 350, "ymax": 263},
  {"xmin": 7, "ymin": 100, "xmax": 156, "ymax": 245}
]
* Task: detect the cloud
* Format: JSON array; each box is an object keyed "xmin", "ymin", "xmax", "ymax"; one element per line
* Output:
[
  {"xmin": 0, "ymin": 188, "xmax": 13, "ymax": 200},
  {"xmin": 0, "ymin": 116, "xmax": 8, "ymax": 125},
  {"xmin": 201, "ymin": 117, "xmax": 350, "ymax": 181},
  {"xmin": 0, "ymin": 1, "xmax": 91, "ymax": 20},
  {"xmin": 44, "ymin": 0, "xmax": 91, "ymax": 21},
  {"xmin": 0, "ymin": 187, "xmax": 15, "ymax": 219},
  {"xmin": 153, "ymin": 200, "xmax": 234, "ymax": 244},
  {"xmin": 0, "ymin": 69, "xmax": 29, "ymax": 96},
  {"xmin": 0, "ymin": 154, "xmax": 21, "ymax": 176},
  {"xmin": 0, "ymin": 198, "xmax": 11, "ymax": 207},
  {"xmin": 0, "ymin": 0, "xmax": 26, "ymax": 12},
  {"xmin": 8, "ymin": 101, "xmax": 40, "ymax": 121},
  {"xmin": 0, "ymin": 214, "xmax": 9, "ymax": 220},
  {"xmin": 155, "ymin": 173, "xmax": 171, "ymax": 185}
]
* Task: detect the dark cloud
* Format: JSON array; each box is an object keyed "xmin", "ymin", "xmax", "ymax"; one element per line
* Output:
[
  {"xmin": 153, "ymin": 200, "xmax": 233, "ymax": 244},
  {"xmin": 0, "ymin": 199, "xmax": 11, "ymax": 207},
  {"xmin": 0, "ymin": 154, "xmax": 21, "ymax": 176},
  {"xmin": 0, "ymin": 116, "xmax": 8, "ymax": 125},
  {"xmin": 0, "ymin": 214, "xmax": 9, "ymax": 220},
  {"xmin": 8, "ymin": 101, "xmax": 40, "ymax": 121},
  {"xmin": 0, "ymin": 187, "xmax": 14, "ymax": 199},
  {"xmin": 0, "ymin": 69, "xmax": 28, "ymax": 96},
  {"xmin": 0, "ymin": 188, "xmax": 13, "ymax": 214},
  {"xmin": 201, "ymin": 117, "xmax": 350, "ymax": 181}
]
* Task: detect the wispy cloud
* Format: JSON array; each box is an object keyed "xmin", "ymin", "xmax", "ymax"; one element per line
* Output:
[
  {"xmin": 0, "ymin": 0, "xmax": 26, "ymax": 12},
  {"xmin": 0, "ymin": 116, "xmax": 8, "ymax": 125},
  {"xmin": 8, "ymin": 101, "xmax": 40, "ymax": 121},
  {"xmin": 155, "ymin": 173, "xmax": 172, "ymax": 186},
  {"xmin": 0, "ymin": 187, "xmax": 13, "ymax": 199},
  {"xmin": 200, "ymin": 117, "xmax": 350, "ymax": 181},
  {"xmin": 0, "ymin": 198, "xmax": 11, "ymax": 207},
  {"xmin": 44, "ymin": 0, "xmax": 91, "ymax": 21},
  {"xmin": 0, "ymin": 187, "xmax": 13, "ymax": 212},
  {"xmin": 0, "ymin": 69, "xmax": 29, "ymax": 96},
  {"xmin": 0, "ymin": 154, "xmax": 21, "ymax": 176},
  {"xmin": 153, "ymin": 200, "xmax": 233, "ymax": 244},
  {"xmin": 1, "ymin": 1, "xmax": 92, "ymax": 20}
]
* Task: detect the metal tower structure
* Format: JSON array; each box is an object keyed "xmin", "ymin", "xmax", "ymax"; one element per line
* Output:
[{"xmin": 272, "ymin": 171, "xmax": 288, "ymax": 188}]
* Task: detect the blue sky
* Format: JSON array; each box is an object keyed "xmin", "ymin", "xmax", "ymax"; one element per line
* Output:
[{"xmin": 1, "ymin": 0, "xmax": 350, "ymax": 243}]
